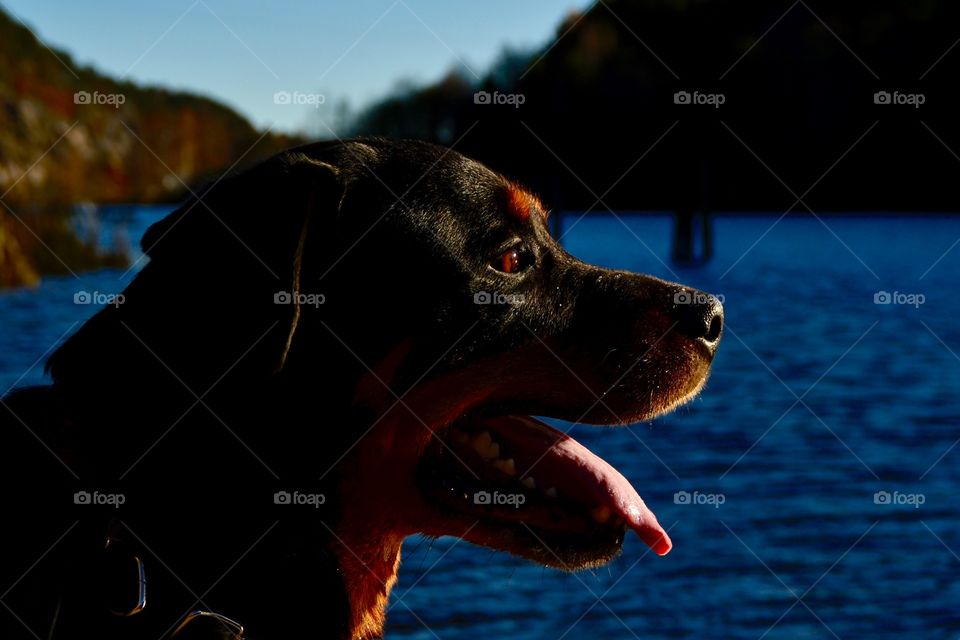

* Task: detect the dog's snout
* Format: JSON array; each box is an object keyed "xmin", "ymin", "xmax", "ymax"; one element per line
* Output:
[{"xmin": 672, "ymin": 289, "xmax": 723, "ymax": 351}]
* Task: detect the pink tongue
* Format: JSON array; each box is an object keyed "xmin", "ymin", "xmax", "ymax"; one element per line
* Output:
[{"xmin": 480, "ymin": 416, "xmax": 673, "ymax": 556}]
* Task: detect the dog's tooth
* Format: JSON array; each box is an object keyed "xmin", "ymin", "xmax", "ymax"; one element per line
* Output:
[
  {"xmin": 521, "ymin": 476, "xmax": 536, "ymax": 490},
  {"xmin": 544, "ymin": 487, "xmax": 558, "ymax": 499},
  {"xmin": 591, "ymin": 505, "xmax": 612, "ymax": 524},
  {"xmin": 493, "ymin": 458, "xmax": 516, "ymax": 476},
  {"xmin": 471, "ymin": 431, "xmax": 496, "ymax": 458}
]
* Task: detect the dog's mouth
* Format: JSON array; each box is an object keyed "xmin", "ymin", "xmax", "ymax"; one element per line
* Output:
[{"xmin": 415, "ymin": 413, "xmax": 671, "ymax": 568}]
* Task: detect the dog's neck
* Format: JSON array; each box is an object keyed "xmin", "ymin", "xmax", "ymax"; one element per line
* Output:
[
  {"xmin": 330, "ymin": 427, "xmax": 413, "ymax": 640},
  {"xmin": 332, "ymin": 524, "xmax": 404, "ymax": 639}
]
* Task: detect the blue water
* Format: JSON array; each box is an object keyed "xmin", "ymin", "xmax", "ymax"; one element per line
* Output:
[{"xmin": 2, "ymin": 209, "xmax": 959, "ymax": 638}]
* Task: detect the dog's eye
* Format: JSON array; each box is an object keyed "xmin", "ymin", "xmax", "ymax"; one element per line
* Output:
[{"xmin": 491, "ymin": 247, "xmax": 533, "ymax": 274}]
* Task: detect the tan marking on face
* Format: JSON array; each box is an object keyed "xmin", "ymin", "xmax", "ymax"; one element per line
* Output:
[{"xmin": 506, "ymin": 183, "xmax": 546, "ymax": 222}]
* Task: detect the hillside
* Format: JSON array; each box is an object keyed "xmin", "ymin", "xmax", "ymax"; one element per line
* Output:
[
  {"xmin": 0, "ymin": 8, "xmax": 299, "ymax": 287},
  {"xmin": 0, "ymin": 9, "xmax": 303, "ymax": 205}
]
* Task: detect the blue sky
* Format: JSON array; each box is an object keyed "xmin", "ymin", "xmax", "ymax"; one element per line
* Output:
[{"xmin": 3, "ymin": 0, "xmax": 591, "ymax": 134}]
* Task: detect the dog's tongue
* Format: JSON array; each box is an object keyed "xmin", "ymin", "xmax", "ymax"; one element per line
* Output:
[{"xmin": 479, "ymin": 416, "xmax": 673, "ymax": 556}]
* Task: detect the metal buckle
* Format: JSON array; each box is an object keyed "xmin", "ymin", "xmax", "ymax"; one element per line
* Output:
[
  {"xmin": 169, "ymin": 610, "xmax": 245, "ymax": 639},
  {"xmin": 103, "ymin": 535, "xmax": 147, "ymax": 617}
]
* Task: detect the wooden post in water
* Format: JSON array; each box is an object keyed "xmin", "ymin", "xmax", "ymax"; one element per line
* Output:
[
  {"xmin": 672, "ymin": 208, "xmax": 695, "ymax": 263},
  {"xmin": 671, "ymin": 209, "xmax": 714, "ymax": 265},
  {"xmin": 700, "ymin": 209, "xmax": 713, "ymax": 262},
  {"xmin": 671, "ymin": 157, "xmax": 714, "ymax": 265}
]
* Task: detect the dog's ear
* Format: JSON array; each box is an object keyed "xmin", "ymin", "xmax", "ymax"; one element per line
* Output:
[
  {"xmin": 141, "ymin": 151, "xmax": 340, "ymax": 274},
  {"xmin": 47, "ymin": 150, "xmax": 343, "ymax": 395},
  {"xmin": 139, "ymin": 151, "xmax": 343, "ymax": 372}
]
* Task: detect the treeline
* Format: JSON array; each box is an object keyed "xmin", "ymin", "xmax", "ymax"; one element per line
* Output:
[{"xmin": 352, "ymin": 1, "xmax": 960, "ymax": 212}]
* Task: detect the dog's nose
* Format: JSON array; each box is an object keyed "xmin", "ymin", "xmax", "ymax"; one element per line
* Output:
[{"xmin": 671, "ymin": 289, "xmax": 723, "ymax": 351}]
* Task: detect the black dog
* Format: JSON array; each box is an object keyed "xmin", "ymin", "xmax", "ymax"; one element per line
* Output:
[{"xmin": 0, "ymin": 138, "xmax": 722, "ymax": 639}]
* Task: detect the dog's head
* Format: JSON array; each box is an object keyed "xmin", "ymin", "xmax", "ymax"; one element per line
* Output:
[{"xmin": 47, "ymin": 138, "xmax": 721, "ymax": 637}]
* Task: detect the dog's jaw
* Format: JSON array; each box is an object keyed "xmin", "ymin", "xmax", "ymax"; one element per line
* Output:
[{"xmin": 334, "ymin": 351, "xmax": 501, "ymax": 639}]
